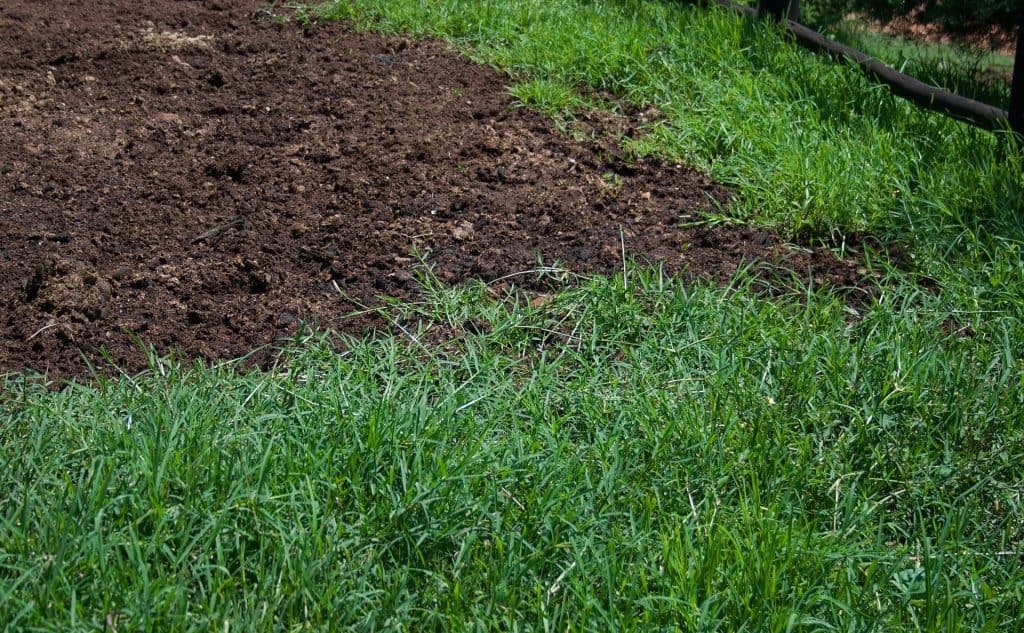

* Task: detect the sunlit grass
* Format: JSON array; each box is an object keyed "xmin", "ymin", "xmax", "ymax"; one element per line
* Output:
[{"xmin": 4, "ymin": 270, "xmax": 1023, "ymax": 630}]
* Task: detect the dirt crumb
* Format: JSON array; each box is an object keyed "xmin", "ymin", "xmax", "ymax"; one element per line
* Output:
[
  {"xmin": 139, "ymin": 28, "xmax": 216, "ymax": 52},
  {"xmin": 24, "ymin": 257, "xmax": 116, "ymax": 323}
]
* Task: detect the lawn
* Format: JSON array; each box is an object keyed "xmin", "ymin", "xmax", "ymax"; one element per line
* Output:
[{"xmin": 2, "ymin": 0, "xmax": 1023, "ymax": 630}]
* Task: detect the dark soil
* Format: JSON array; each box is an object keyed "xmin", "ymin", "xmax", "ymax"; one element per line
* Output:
[{"xmin": 1, "ymin": 0, "xmax": 875, "ymax": 379}]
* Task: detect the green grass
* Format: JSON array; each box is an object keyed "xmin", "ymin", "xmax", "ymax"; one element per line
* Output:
[
  {"xmin": 3, "ymin": 272, "xmax": 1023, "ymax": 630},
  {"xmin": 508, "ymin": 78, "xmax": 603, "ymax": 125},
  {"xmin": 4, "ymin": 0, "xmax": 1024, "ymax": 629}
]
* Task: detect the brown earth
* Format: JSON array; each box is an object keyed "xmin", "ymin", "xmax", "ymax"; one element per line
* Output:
[
  {"xmin": 854, "ymin": 6, "xmax": 1018, "ymax": 57},
  {"xmin": 1, "ymin": 0, "xmax": 875, "ymax": 379}
]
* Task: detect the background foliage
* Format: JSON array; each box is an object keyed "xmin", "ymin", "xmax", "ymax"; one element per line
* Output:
[{"xmin": 802, "ymin": 0, "xmax": 1022, "ymax": 34}]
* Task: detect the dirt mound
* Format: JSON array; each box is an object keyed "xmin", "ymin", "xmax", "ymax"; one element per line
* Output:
[
  {"xmin": 0, "ymin": 0, "xmax": 874, "ymax": 379},
  {"xmin": 24, "ymin": 257, "xmax": 117, "ymax": 322}
]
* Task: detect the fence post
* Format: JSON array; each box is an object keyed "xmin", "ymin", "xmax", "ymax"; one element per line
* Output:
[
  {"xmin": 1010, "ymin": 8, "xmax": 1024, "ymax": 137},
  {"xmin": 757, "ymin": 0, "xmax": 799, "ymax": 22}
]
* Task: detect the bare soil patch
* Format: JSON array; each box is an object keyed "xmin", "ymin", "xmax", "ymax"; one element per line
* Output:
[{"xmin": 1, "ymin": 0, "xmax": 873, "ymax": 379}]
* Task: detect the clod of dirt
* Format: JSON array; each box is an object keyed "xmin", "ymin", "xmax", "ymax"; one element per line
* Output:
[
  {"xmin": 451, "ymin": 222, "xmax": 475, "ymax": 241},
  {"xmin": 139, "ymin": 28, "xmax": 215, "ymax": 52},
  {"xmin": 24, "ymin": 258, "xmax": 116, "ymax": 323}
]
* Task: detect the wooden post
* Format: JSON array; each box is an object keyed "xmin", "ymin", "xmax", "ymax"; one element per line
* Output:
[
  {"xmin": 1009, "ymin": 8, "xmax": 1024, "ymax": 136},
  {"xmin": 757, "ymin": 0, "xmax": 799, "ymax": 22}
]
